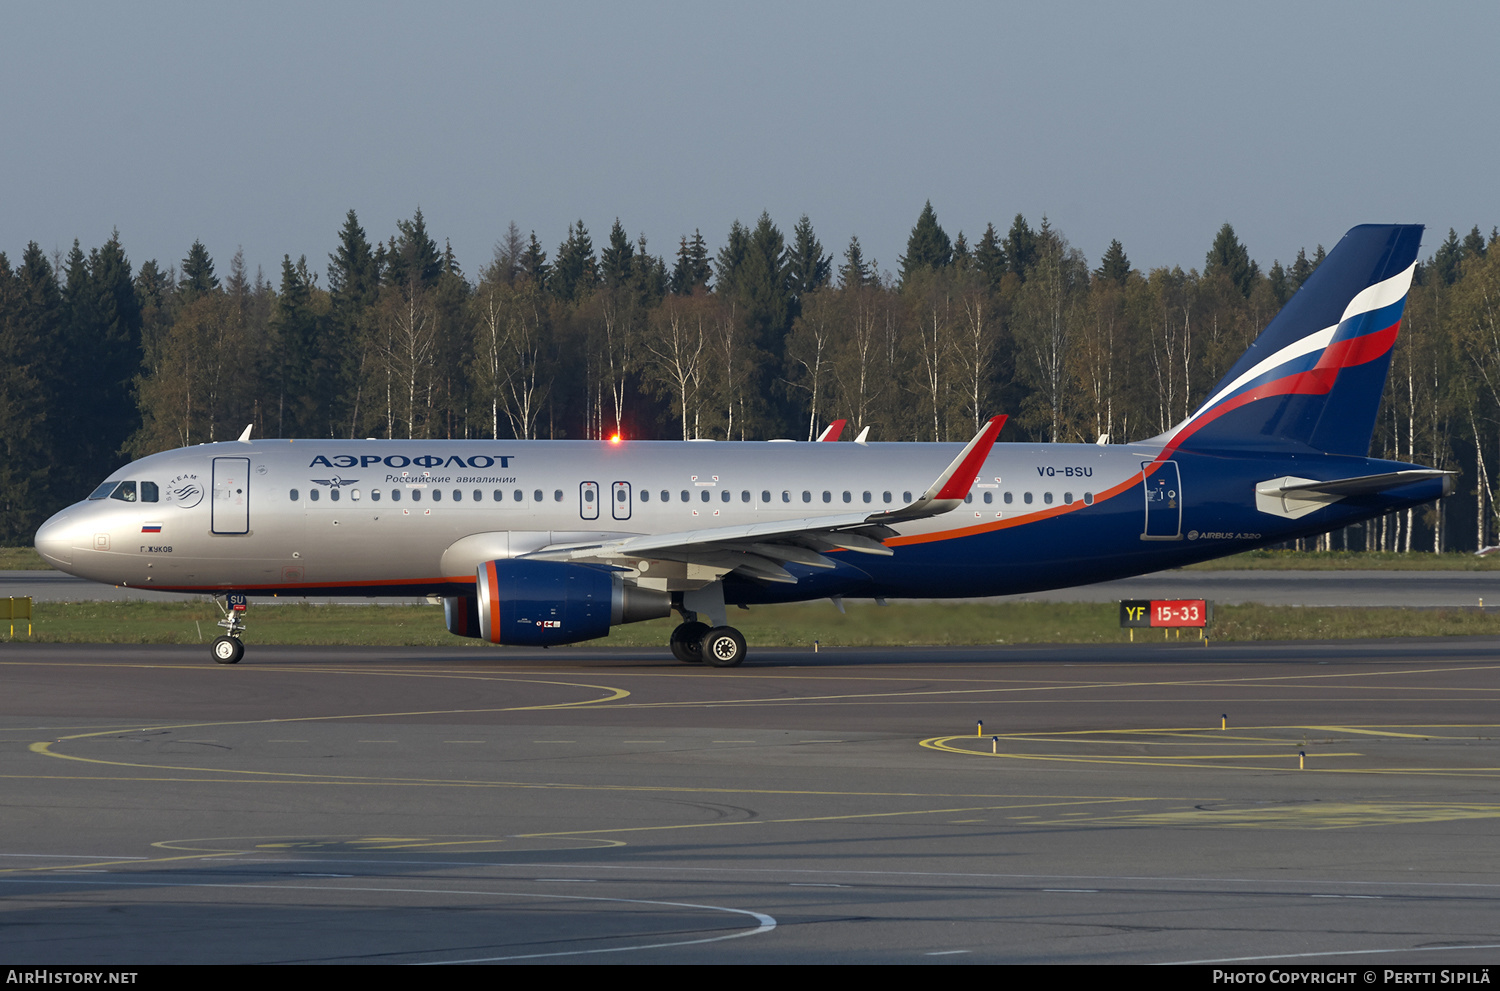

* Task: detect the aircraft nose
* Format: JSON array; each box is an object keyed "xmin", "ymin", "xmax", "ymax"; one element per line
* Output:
[{"xmin": 34, "ymin": 511, "xmax": 76, "ymax": 569}]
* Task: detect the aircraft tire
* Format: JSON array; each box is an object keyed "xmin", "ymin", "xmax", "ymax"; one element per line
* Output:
[
  {"xmin": 701, "ymin": 626, "xmax": 747, "ymax": 668},
  {"xmin": 212, "ymin": 636, "xmax": 244, "ymax": 665},
  {"xmin": 670, "ymin": 622, "xmax": 709, "ymax": 663}
]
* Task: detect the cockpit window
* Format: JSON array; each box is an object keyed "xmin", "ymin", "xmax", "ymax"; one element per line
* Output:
[
  {"xmin": 140, "ymin": 481, "xmax": 159, "ymax": 503},
  {"xmin": 109, "ymin": 481, "xmax": 138, "ymax": 502},
  {"xmin": 88, "ymin": 482, "xmax": 118, "ymax": 500}
]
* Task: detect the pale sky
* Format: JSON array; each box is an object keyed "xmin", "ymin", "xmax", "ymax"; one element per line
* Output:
[{"xmin": 3, "ymin": 1, "xmax": 1495, "ymax": 284}]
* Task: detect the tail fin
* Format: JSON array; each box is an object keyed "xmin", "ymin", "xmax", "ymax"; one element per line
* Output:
[{"xmin": 1160, "ymin": 224, "xmax": 1423, "ymax": 457}]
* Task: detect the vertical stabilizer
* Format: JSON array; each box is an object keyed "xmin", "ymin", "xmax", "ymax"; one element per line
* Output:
[{"xmin": 1160, "ymin": 224, "xmax": 1423, "ymax": 456}]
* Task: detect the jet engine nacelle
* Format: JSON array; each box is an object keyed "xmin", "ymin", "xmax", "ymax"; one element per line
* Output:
[{"xmin": 473, "ymin": 559, "xmax": 671, "ymax": 646}]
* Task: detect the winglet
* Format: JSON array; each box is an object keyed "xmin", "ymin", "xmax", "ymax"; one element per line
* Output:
[
  {"xmin": 867, "ymin": 414, "xmax": 1006, "ymax": 524},
  {"xmin": 816, "ymin": 419, "xmax": 847, "ymax": 442}
]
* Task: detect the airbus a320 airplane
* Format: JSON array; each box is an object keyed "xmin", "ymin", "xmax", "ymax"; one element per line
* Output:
[{"xmin": 35, "ymin": 224, "xmax": 1451, "ymax": 667}]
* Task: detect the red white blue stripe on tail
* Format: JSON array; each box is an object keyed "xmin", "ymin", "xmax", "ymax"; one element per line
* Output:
[{"xmin": 1156, "ymin": 224, "xmax": 1423, "ymax": 458}]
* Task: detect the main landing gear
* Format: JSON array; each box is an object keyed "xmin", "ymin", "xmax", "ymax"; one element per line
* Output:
[
  {"xmin": 669, "ymin": 583, "xmax": 748, "ymax": 668},
  {"xmin": 669, "ymin": 621, "xmax": 748, "ymax": 667},
  {"xmin": 211, "ymin": 593, "xmax": 248, "ymax": 664}
]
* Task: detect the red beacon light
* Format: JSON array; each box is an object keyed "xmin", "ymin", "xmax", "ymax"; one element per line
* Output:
[{"xmin": 609, "ymin": 433, "xmax": 622, "ymax": 445}]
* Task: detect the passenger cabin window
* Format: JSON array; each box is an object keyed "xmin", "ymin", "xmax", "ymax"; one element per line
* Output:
[
  {"xmin": 310, "ymin": 489, "xmax": 320, "ymax": 502},
  {"xmin": 290, "ymin": 488, "xmax": 300, "ymax": 501},
  {"xmin": 554, "ymin": 490, "xmax": 563, "ymax": 502},
  {"xmin": 1023, "ymin": 492, "xmax": 1033, "ymax": 504},
  {"xmin": 330, "ymin": 489, "xmax": 340, "ymax": 502},
  {"xmin": 640, "ymin": 489, "xmax": 650, "ymax": 502},
  {"xmin": 1004, "ymin": 492, "xmax": 1013, "ymax": 504},
  {"xmin": 412, "ymin": 489, "xmax": 421, "ymax": 502},
  {"xmin": 431, "ymin": 489, "xmax": 440, "ymax": 502},
  {"xmin": 1043, "ymin": 492, "xmax": 1053, "ymax": 505},
  {"xmin": 534, "ymin": 489, "xmax": 544, "ymax": 502},
  {"xmin": 371, "ymin": 489, "xmax": 380, "ymax": 501}
]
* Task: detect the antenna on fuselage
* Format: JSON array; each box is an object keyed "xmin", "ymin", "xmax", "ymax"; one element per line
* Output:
[{"xmin": 236, "ymin": 423, "xmax": 253, "ymax": 443}]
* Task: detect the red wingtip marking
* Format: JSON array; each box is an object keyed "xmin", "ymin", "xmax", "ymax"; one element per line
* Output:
[
  {"xmin": 819, "ymin": 419, "xmax": 847, "ymax": 442},
  {"xmin": 934, "ymin": 415, "xmax": 1006, "ymax": 500}
]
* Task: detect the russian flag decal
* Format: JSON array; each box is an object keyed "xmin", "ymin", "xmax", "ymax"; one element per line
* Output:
[{"xmin": 141, "ymin": 524, "xmax": 162, "ymax": 533}]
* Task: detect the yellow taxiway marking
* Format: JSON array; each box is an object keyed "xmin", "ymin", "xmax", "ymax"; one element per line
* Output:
[
  {"xmin": 922, "ymin": 724, "xmax": 1500, "ymax": 774},
  {"xmin": 1035, "ymin": 801, "xmax": 1500, "ymax": 831}
]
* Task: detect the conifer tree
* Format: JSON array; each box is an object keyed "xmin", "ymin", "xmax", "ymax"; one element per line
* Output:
[
  {"xmin": 786, "ymin": 214, "xmax": 831, "ymax": 299},
  {"xmin": 552, "ymin": 220, "xmax": 597, "ymax": 302},
  {"xmin": 671, "ymin": 230, "xmax": 711, "ymax": 295},
  {"xmin": 1005, "ymin": 214, "xmax": 1038, "ymax": 282},
  {"xmin": 1462, "ymin": 225, "xmax": 1487, "ymax": 260},
  {"xmin": 838, "ymin": 235, "xmax": 872, "ymax": 290},
  {"xmin": 1290, "ymin": 247, "xmax": 1315, "ymax": 292},
  {"xmin": 601, "ymin": 219, "xmax": 636, "ymax": 290},
  {"xmin": 974, "ymin": 223, "xmax": 1006, "ymax": 294},
  {"xmin": 520, "ymin": 232, "xmax": 550, "ymax": 287},
  {"xmin": 1095, "ymin": 239, "xmax": 1130, "ymax": 286},
  {"xmin": 899, "ymin": 201, "xmax": 952, "ymax": 286},
  {"xmin": 952, "ymin": 231, "xmax": 971, "ymax": 272},
  {"xmin": 1267, "ymin": 260, "xmax": 1291, "ymax": 305},
  {"xmin": 1204, "ymin": 222, "xmax": 1258, "ymax": 297},
  {"xmin": 1432, "ymin": 228, "xmax": 1463, "ymax": 285},
  {"xmin": 714, "ymin": 220, "xmax": 749, "ymax": 296},
  {"xmin": 179, "ymin": 240, "xmax": 219, "ymax": 303}
]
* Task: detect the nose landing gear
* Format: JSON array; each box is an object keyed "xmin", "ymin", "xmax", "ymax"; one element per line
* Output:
[{"xmin": 211, "ymin": 593, "xmax": 248, "ymax": 664}]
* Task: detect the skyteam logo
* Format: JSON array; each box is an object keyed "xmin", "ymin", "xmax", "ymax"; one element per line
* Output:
[
  {"xmin": 309, "ymin": 453, "xmax": 514, "ymax": 469},
  {"xmin": 166, "ymin": 473, "xmax": 204, "ymax": 509}
]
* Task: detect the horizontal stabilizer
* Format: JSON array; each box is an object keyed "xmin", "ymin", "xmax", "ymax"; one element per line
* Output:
[
  {"xmin": 1264, "ymin": 469, "xmax": 1454, "ymax": 497},
  {"xmin": 1255, "ymin": 470, "xmax": 1455, "ymax": 519}
]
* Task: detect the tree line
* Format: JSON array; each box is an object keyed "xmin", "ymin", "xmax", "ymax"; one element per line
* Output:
[{"xmin": 3, "ymin": 207, "xmax": 1497, "ymax": 553}]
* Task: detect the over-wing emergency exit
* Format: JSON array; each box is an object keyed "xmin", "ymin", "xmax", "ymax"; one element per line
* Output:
[{"xmin": 35, "ymin": 225, "xmax": 1451, "ymax": 666}]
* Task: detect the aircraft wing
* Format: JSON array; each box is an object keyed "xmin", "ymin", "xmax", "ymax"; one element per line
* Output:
[{"xmin": 528, "ymin": 415, "xmax": 1006, "ymax": 584}]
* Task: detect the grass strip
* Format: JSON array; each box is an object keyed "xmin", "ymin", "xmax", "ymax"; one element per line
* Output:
[{"xmin": 6, "ymin": 599, "xmax": 1500, "ymax": 648}]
